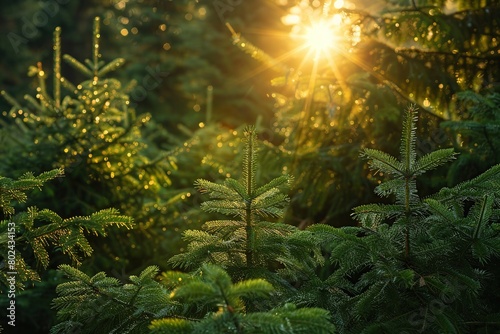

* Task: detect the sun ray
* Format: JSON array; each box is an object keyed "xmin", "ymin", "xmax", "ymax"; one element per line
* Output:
[
  {"xmin": 236, "ymin": 44, "xmax": 309, "ymax": 82},
  {"xmin": 224, "ymin": 1, "xmax": 366, "ymax": 124}
]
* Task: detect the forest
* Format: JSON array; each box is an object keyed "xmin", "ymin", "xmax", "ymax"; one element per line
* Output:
[{"xmin": 1, "ymin": 0, "xmax": 500, "ymax": 333}]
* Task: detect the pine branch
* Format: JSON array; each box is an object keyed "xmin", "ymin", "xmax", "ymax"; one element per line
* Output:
[
  {"xmin": 52, "ymin": 265, "xmax": 174, "ymax": 334},
  {"xmin": 361, "ymin": 149, "xmax": 402, "ymax": 177},
  {"xmin": 401, "ymin": 105, "xmax": 419, "ymax": 172},
  {"xmin": 0, "ymin": 169, "xmax": 133, "ymax": 291},
  {"xmin": 413, "ymin": 148, "xmax": 457, "ymax": 176},
  {"xmin": 352, "ymin": 204, "xmax": 405, "ymax": 228},
  {"xmin": 0, "ymin": 169, "xmax": 63, "ymax": 217},
  {"xmin": 432, "ymin": 164, "xmax": 500, "ymax": 203}
]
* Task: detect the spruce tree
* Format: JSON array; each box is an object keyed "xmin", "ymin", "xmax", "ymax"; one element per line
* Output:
[
  {"xmin": 169, "ymin": 126, "xmax": 322, "ymax": 287},
  {"xmin": 151, "ymin": 264, "xmax": 334, "ymax": 334},
  {"xmin": 0, "ymin": 18, "xmax": 177, "ymax": 272},
  {"xmin": 51, "ymin": 262, "xmax": 335, "ymax": 334},
  {"xmin": 0, "ymin": 17, "xmax": 179, "ymax": 332},
  {"xmin": 307, "ymin": 105, "xmax": 500, "ymax": 333},
  {"xmin": 2, "ymin": 2, "xmax": 499, "ymax": 333}
]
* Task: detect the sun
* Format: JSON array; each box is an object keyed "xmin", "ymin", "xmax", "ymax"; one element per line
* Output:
[{"xmin": 304, "ymin": 20, "xmax": 337, "ymax": 55}]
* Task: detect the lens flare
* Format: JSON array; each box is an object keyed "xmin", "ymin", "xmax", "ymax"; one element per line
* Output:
[
  {"xmin": 303, "ymin": 14, "xmax": 346, "ymax": 59},
  {"xmin": 304, "ymin": 20, "xmax": 336, "ymax": 54}
]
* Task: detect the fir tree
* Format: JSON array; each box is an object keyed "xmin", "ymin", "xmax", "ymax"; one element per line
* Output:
[
  {"xmin": 2, "ymin": 2, "xmax": 500, "ymax": 333},
  {"xmin": 355, "ymin": 105, "xmax": 457, "ymax": 257},
  {"xmin": 151, "ymin": 264, "xmax": 334, "ymax": 334},
  {"xmin": 51, "ymin": 265, "xmax": 171, "ymax": 334},
  {"xmin": 169, "ymin": 126, "xmax": 322, "ymax": 287},
  {"xmin": 0, "ymin": 17, "xmax": 178, "ymax": 332},
  {"xmin": 0, "ymin": 18, "xmax": 176, "ymax": 272},
  {"xmin": 307, "ymin": 105, "xmax": 500, "ymax": 333}
]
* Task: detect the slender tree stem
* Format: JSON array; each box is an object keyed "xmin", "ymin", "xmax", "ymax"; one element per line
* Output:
[
  {"xmin": 245, "ymin": 131, "xmax": 255, "ymax": 267},
  {"xmin": 404, "ymin": 176, "xmax": 411, "ymax": 258},
  {"xmin": 245, "ymin": 201, "xmax": 254, "ymax": 267},
  {"xmin": 53, "ymin": 27, "xmax": 61, "ymax": 109},
  {"xmin": 93, "ymin": 17, "xmax": 100, "ymax": 79}
]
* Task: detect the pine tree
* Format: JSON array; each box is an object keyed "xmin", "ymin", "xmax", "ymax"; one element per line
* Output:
[
  {"xmin": 355, "ymin": 105, "xmax": 457, "ymax": 257},
  {"xmin": 307, "ymin": 105, "xmax": 500, "ymax": 333},
  {"xmin": 169, "ymin": 126, "xmax": 322, "ymax": 287},
  {"xmin": 0, "ymin": 18, "xmax": 177, "ymax": 272},
  {"xmin": 0, "ymin": 17, "xmax": 180, "ymax": 333},
  {"xmin": 0, "ymin": 0, "xmax": 78, "ymax": 116},
  {"xmin": 151, "ymin": 264, "xmax": 334, "ymax": 334},
  {"xmin": 51, "ymin": 265, "xmax": 170, "ymax": 334},
  {"xmin": 2, "ymin": 2, "xmax": 499, "ymax": 333}
]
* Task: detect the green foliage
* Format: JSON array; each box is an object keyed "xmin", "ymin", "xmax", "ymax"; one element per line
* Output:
[
  {"xmin": 151, "ymin": 303, "xmax": 335, "ymax": 334},
  {"xmin": 150, "ymin": 264, "xmax": 335, "ymax": 334},
  {"xmin": 1, "ymin": 18, "xmax": 173, "ymax": 216},
  {"xmin": 355, "ymin": 105, "xmax": 456, "ymax": 255},
  {"xmin": 352, "ymin": 0, "xmax": 500, "ymax": 113},
  {"xmin": 169, "ymin": 127, "xmax": 322, "ymax": 286},
  {"xmin": 0, "ymin": 0, "xmax": 273, "ymax": 129},
  {"xmin": 49, "ymin": 129, "xmax": 334, "ymax": 334},
  {"xmin": 0, "ymin": 170, "xmax": 132, "ymax": 291},
  {"xmin": 307, "ymin": 106, "xmax": 500, "ymax": 333},
  {"xmin": 52, "ymin": 262, "xmax": 335, "ymax": 334},
  {"xmin": 0, "ymin": 18, "xmax": 177, "ymax": 273},
  {"xmin": 228, "ymin": 0, "xmax": 500, "ymax": 227},
  {"xmin": 0, "ymin": 168, "xmax": 63, "ymax": 218},
  {"xmin": 232, "ymin": 17, "xmax": 405, "ymax": 225},
  {"xmin": 168, "ymin": 264, "xmax": 273, "ymax": 312},
  {"xmin": 443, "ymin": 90, "xmax": 500, "ymax": 182},
  {"xmin": 51, "ymin": 265, "xmax": 173, "ymax": 334},
  {"xmin": 2, "ymin": 2, "xmax": 500, "ymax": 333}
]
